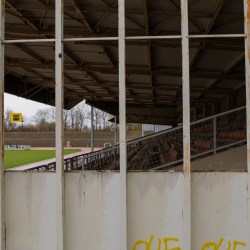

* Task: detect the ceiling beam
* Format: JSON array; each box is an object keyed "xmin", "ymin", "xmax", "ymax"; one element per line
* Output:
[
  {"xmin": 69, "ymin": 0, "xmax": 93, "ymax": 32},
  {"xmin": 194, "ymin": 52, "xmax": 245, "ymax": 100},
  {"xmin": 8, "ymin": 5, "xmax": 243, "ymax": 19},
  {"xmin": 99, "ymin": 0, "xmax": 145, "ymax": 30},
  {"xmin": 141, "ymin": 0, "xmax": 154, "ymax": 99},
  {"xmin": 172, "ymin": 0, "xmax": 227, "ymax": 102},
  {"xmin": 36, "ymin": 0, "xmax": 50, "ymax": 30},
  {"xmin": 5, "ymin": 61, "xmax": 245, "ymax": 80},
  {"xmin": 66, "ymin": 0, "xmax": 117, "ymax": 100},
  {"xmin": 167, "ymin": 0, "xmax": 204, "ymax": 32},
  {"xmin": 65, "ymin": 90, "xmax": 216, "ymax": 103},
  {"xmin": 189, "ymin": 0, "xmax": 227, "ymax": 67},
  {"xmin": 74, "ymin": 39, "xmax": 244, "ymax": 51},
  {"xmin": 20, "ymin": 78, "xmax": 234, "ymax": 95},
  {"xmin": 6, "ymin": 1, "xmax": 39, "ymax": 31},
  {"xmin": 94, "ymin": 1, "xmax": 118, "ymax": 29}
]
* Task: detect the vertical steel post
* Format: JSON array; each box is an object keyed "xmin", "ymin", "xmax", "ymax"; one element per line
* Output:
[
  {"xmin": 118, "ymin": 0, "xmax": 127, "ymax": 248},
  {"xmin": 115, "ymin": 116, "xmax": 117, "ymax": 145},
  {"xmin": 91, "ymin": 105, "xmax": 94, "ymax": 152},
  {"xmin": 244, "ymin": 0, "xmax": 250, "ymax": 172},
  {"xmin": 213, "ymin": 117, "xmax": 216, "ymax": 154},
  {"xmin": 82, "ymin": 157, "xmax": 85, "ymax": 170},
  {"xmin": 181, "ymin": 0, "xmax": 191, "ymax": 249},
  {"xmin": 244, "ymin": 2, "xmax": 250, "ymax": 249},
  {"xmin": 55, "ymin": 0, "xmax": 64, "ymax": 248},
  {"xmin": 0, "ymin": 0, "xmax": 4, "ymax": 248}
]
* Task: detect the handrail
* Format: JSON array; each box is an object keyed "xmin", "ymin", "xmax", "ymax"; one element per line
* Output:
[{"xmin": 26, "ymin": 105, "xmax": 247, "ymax": 171}]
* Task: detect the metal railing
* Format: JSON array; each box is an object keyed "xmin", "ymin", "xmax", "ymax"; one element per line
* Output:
[{"xmin": 29, "ymin": 106, "xmax": 247, "ymax": 171}]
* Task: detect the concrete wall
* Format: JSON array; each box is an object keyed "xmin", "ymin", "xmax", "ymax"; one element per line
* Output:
[
  {"xmin": 4, "ymin": 131, "xmax": 142, "ymax": 148},
  {"xmin": 5, "ymin": 171, "xmax": 248, "ymax": 250}
]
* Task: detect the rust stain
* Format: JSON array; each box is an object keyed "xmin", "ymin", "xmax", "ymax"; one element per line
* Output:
[
  {"xmin": 4, "ymin": 223, "xmax": 6, "ymax": 250},
  {"xmin": 2, "ymin": 0, "xmax": 4, "ymax": 19},
  {"xmin": 247, "ymin": 0, "xmax": 250, "ymax": 67}
]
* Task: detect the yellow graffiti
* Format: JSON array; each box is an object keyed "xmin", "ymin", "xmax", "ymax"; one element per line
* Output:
[
  {"xmin": 233, "ymin": 241, "xmax": 246, "ymax": 250},
  {"xmin": 133, "ymin": 235, "xmax": 162, "ymax": 250},
  {"xmin": 202, "ymin": 238, "xmax": 223, "ymax": 250},
  {"xmin": 133, "ymin": 237, "xmax": 246, "ymax": 250},
  {"xmin": 133, "ymin": 236, "xmax": 180, "ymax": 250},
  {"xmin": 163, "ymin": 238, "xmax": 181, "ymax": 250},
  {"xmin": 226, "ymin": 241, "xmax": 231, "ymax": 250},
  {"xmin": 157, "ymin": 239, "xmax": 161, "ymax": 250},
  {"xmin": 133, "ymin": 235, "xmax": 154, "ymax": 250},
  {"xmin": 202, "ymin": 239, "xmax": 246, "ymax": 250}
]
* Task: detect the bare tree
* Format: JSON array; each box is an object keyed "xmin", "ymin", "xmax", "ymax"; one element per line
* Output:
[
  {"xmin": 93, "ymin": 108, "xmax": 102, "ymax": 130},
  {"xmin": 100, "ymin": 111, "xmax": 108, "ymax": 129},
  {"xmin": 69, "ymin": 107, "xmax": 76, "ymax": 131},
  {"xmin": 63, "ymin": 109, "xmax": 69, "ymax": 131},
  {"xmin": 4, "ymin": 107, "xmax": 17, "ymax": 131},
  {"xmin": 48, "ymin": 107, "xmax": 56, "ymax": 132},
  {"xmin": 76, "ymin": 104, "xmax": 85, "ymax": 131},
  {"xmin": 33, "ymin": 108, "xmax": 50, "ymax": 132}
]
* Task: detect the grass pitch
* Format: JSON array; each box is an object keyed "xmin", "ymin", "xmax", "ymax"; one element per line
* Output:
[{"xmin": 4, "ymin": 150, "xmax": 81, "ymax": 169}]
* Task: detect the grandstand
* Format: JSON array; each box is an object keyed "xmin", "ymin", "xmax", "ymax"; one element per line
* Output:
[
  {"xmin": 27, "ymin": 106, "xmax": 246, "ymax": 171},
  {"xmin": 1, "ymin": 0, "xmax": 250, "ymax": 249}
]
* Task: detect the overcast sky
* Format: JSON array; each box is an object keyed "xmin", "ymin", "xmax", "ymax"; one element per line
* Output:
[{"xmin": 4, "ymin": 93, "xmax": 53, "ymax": 120}]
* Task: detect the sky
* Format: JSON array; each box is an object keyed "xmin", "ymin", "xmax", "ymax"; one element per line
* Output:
[{"xmin": 4, "ymin": 93, "xmax": 53, "ymax": 121}]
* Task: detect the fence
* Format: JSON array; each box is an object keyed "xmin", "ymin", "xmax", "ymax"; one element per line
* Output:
[{"xmin": 29, "ymin": 106, "xmax": 247, "ymax": 171}]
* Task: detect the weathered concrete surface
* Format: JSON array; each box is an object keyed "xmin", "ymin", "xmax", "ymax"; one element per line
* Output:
[
  {"xmin": 171, "ymin": 144, "xmax": 247, "ymax": 171},
  {"xmin": 4, "ymin": 172, "xmax": 248, "ymax": 250}
]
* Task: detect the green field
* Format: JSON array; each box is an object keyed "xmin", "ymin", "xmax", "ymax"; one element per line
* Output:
[{"xmin": 4, "ymin": 150, "xmax": 81, "ymax": 169}]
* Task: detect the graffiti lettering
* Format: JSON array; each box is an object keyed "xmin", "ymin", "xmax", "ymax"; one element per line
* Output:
[
  {"xmin": 233, "ymin": 241, "xmax": 246, "ymax": 250},
  {"xmin": 202, "ymin": 239, "xmax": 246, "ymax": 250},
  {"xmin": 163, "ymin": 238, "xmax": 181, "ymax": 250},
  {"xmin": 133, "ymin": 237, "xmax": 246, "ymax": 250},
  {"xmin": 133, "ymin": 236, "xmax": 180, "ymax": 250}
]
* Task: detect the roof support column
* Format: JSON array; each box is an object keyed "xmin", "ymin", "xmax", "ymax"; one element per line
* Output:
[
  {"xmin": 91, "ymin": 105, "xmax": 94, "ymax": 152},
  {"xmin": 0, "ymin": 0, "xmax": 5, "ymax": 248},
  {"xmin": 118, "ymin": 0, "xmax": 127, "ymax": 249},
  {"xmin": 244, "ymin": 1, "xmax": 250, "ymax": 247},
  {"xmin": 181, "ymin": 0, "xmax": 191, "ymax": 249},
  {"xmin": 55, "ymin": 0, "xmax": 65, "ymax": 248},
  {"xmin": 115, "ymin": 116, "xmax": 117, "ymax": 145}
]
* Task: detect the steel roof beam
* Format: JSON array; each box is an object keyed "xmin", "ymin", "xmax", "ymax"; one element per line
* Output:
[
  {"xmin": 19, "ymin": 78, "xmax": 234, "ymax": 94},
  {"xmin": 195, "ymin": 52, "xmax": 245, "ymax": 100},
  {"xmin": 94, "ymin": 1, "xmax": 118, "ymax": 29},
  {"xmin": 66, "ymin": 0, "xmax": 117, "ymax": 100},
  {"xmin": 69, "ymin": 0, "xmax": 93, "ymax": 32},
  {"xmin": 167, "ymin": 0, "xmax": 204, "ymax": 32},
  {"xmin": 5, "ymin": 61, "xmax": 245, "ymax": 80},
  {"xmin": 8, "ymin": 5, "xmax": 244, "ymax": 19},
  {"xmin": 99, "ymin": 0, "xmax": 144, "ymax": 30},
  {"xmin": 172, "ymin": 0, "xmax": 227, "ymax": 102},
  {"xmin": 141, "ymin": 0, "xmax": 154, "ymax": 99}
]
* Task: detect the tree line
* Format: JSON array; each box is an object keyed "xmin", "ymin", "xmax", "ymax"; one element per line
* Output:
[{"xmin": 4, "ymin": 102, "xmax": 141, "ymax": 132}]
